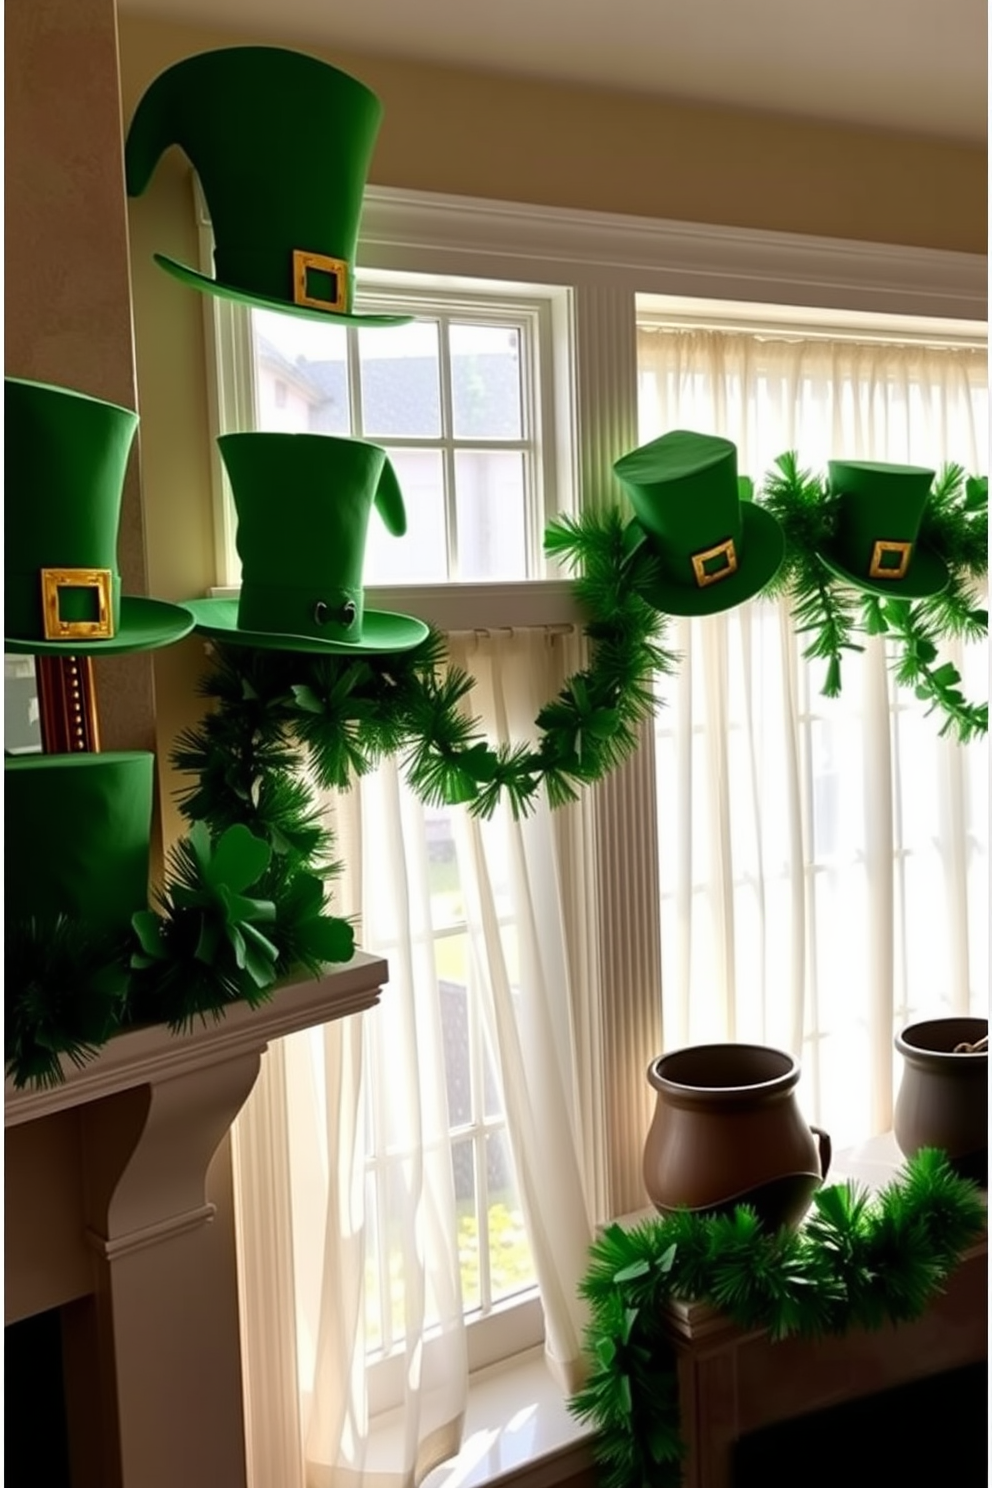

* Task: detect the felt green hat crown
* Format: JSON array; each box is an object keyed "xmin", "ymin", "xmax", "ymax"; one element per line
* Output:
[
  {"xmin": 818, "ymin": 459, "xmax": 948, "ymax": 598},
  {"xmin": 5, "ymin": 752, "xmax": 154, "ymax": 939},
  {"xmin": 4, "ymin": 377, "xmax": 194, "ymax": 655},
  {"xmin": 184, "ymin": 432, "xmax": 429, "ymax": 654},
  {"xmin": 613, "ymin": 429, "xmax": 785, "ymax": 616},
  {"xmin": 125, "ymin": 46, "xmax": 408, "ymax": 327}
]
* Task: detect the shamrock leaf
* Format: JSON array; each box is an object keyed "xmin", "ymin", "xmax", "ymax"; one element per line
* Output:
[{"xmin": 202, "ymin": 821, "xmax": 272, "ymax": 894}]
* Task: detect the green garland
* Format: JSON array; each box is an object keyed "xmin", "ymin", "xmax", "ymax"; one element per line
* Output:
[
  {"xmin": 5, "ymin": 825, "xmax": 356, "ymax": 1089},
  {"xmin": 4, "ymin": 509, "xmax": 674, "ymax": 1088},
  {"xmin": 6, "ymin": 461, "xmax": 986, "ymax": 1087},
  {"xmin": 760, "ymin": 456, "xmax": 988, "ymax": 741},
  {"xmin": 6, "ymin": 916, "xmax": 131, "ymax": 1089},
  {"xmin": 172, "ymin": 507, "xmax": 675, "ymax": 837},
  {"xmin": 569, "ymin": 1148, "xmax": 986, "ymax": 1488}
]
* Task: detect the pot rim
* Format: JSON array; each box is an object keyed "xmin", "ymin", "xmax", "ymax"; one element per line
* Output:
[
  {"xmin": 895, "ymin": 1016, "xmax": 988, "ymax": 1061},
  {"xmin": 648, "ymin": 1041, "xmax": 800, "ymax": 1097}
]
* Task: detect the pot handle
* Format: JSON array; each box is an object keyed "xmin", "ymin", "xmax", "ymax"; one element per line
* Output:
[{"xmin": 811, "ymin": 1124, "xmax": 832, "ymax": 1182}]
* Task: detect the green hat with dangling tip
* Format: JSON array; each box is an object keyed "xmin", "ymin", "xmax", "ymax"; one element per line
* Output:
[
  {"xmin": 182, "ymin": 431, "xmax": 430, "ymax": 655},
  {"xmin": 4, "ymin": 751, "xmax": 154, "ymax": 938},
  {"xmin": 124, "ymin": 46, "xmax": 410, "ymax": 328},
  {"xmin": 816, "ymin": 459, "xmax": 949, "ymax": 598},
  {"xmin": 4, "ymin": 377, "xmax": 195, "ymax": 655},
  {"xmin": 613, "ymin": 429, "xmax": 785, "ymax": 616}
]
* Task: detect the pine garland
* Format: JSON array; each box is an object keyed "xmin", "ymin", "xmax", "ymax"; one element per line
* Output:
[
  {"xmin": 570, "ymin": 1149, "xmax": 986, "ymax": 1488},
  {"xmin": 3, "ymin": 509, "xmax": 674, "ymax": 1088},
  {"xmin": 6, "ymin": 462, "xmax": 984, "ymax": 1086},
  {"xmin": 172, "ymin": 507, "xmax": 676, "ymax": 843},
  {"xmin": 758, "ymin": 455, "xmax": 987, "ymax": 738},
  {"xmin": 5, "ymin": 916, "xmax": 131, "ymax": 1089}
]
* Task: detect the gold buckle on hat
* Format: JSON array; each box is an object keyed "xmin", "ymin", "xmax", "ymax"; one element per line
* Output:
[
  {"xmin": 869, "ymin": 540, "xmax": 912, "ymax": 580},
  {"xmin": 691, "ymin": 538, "xmax": 738, "ymax": 588},
  {"xmin": 41, "ymin": 568, "xmax": 113, "ymax": 640},
  {"xmin": 293, "ymin": 250, "xmax": 348, "ymax": 313}
]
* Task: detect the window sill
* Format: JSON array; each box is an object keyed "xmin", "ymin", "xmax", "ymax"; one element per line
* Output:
[
  {"xmin": 364, "ymin": 1347, "xmax": 594, "ymax": 1488},
  {"xmin": 206, "ymin": 580, "xmax": 583, "ymax": 633}
]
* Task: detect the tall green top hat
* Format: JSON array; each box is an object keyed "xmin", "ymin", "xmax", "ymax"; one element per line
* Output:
[
  {"xmin": 125, "ymin": 47, "xmax": 408, "ymax": 327},
  {"xmin": 613, "ymin": 430, "xmax": 785, "ymax": 616},
  {"xmin": 5, "ymin": 752, "xmax": 154, "ymax": 939},
  {"xmin": 817, "ymin": 460, "xmax": 949, "ymax": 598},
  {"xmin": 4, "ymin": 378, "xmax": 195, "ymax": 655},
  {"xmin": 183, "ymin": 432, "xmax": 429, "ymax": 654}
]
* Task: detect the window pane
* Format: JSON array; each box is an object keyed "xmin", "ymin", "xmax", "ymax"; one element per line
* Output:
[
  {"xmin": 364, "ymin": 449, "xmax": 447, "ymax": 583},
  {"xmin": 439, "ymin": 974, "xmax": 471, "ymax": 1127},
  {"xmin": 452, "ymin": 1138, "xmax": 481, "ymax": 1311},
  {"xmin": 252, "ymin": 309, "xmax": 350, "ymax": 434},
  {"xmin": 450, "ymin": 324, "xmax": 523, "ymax": 439},
  {"xmin": 426, "ymin": 808, "xmax": 463, "ymax": 931},
  {"xmin": 454, "ymin": 450, "xmax": 527, "ymax": 580},
  {"xmin": 485, "ymin": 1131, "xmax": 536, "ymax": 1303},
  {"xmin": 358, "ymin": 321, "xmax": 441, "ymax": 437}
]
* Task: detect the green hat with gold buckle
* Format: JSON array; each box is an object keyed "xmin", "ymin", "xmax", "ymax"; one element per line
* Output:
[
  {"xmin": 125, "ymin": 46, "xmax": 409, "ymax": 327},
  {"xmin": 4, "ymin": 377, "xmax": 195, "ymax": 655},
  {"xmin": 817, "ymin": 460, "xmax": 949, "ymax": 598},
  {"xmin": 613, "ymin": 429, "xmax": 785, "ymax": 616},
  {"xmin": 183, "ymin": 431, "xmax": 429, "ymax": 654}
]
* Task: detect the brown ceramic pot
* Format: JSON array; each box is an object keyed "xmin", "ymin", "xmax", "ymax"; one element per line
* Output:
[
  {"xmin": 643, "ymin": 1043, "xmax": 830, "ymax": 1231},
  {"xmin": 893, "ymin": 1017, "xmax": 988, "ymax": 1185}
]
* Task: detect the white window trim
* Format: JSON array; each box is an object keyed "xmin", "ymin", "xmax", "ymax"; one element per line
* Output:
[{"xmin": 355, "ymin": 185, "xmax": 986, "ymax": 322}]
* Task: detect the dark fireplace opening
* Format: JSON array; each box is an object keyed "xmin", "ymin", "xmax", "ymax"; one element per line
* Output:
[
  {"xmin": 734, "ymin": 1361, "xmax": 988, "ymax": 1488},
  {"xmin": 5, "ymin": 1308, "xmax": 72, "ymax": 1488}
]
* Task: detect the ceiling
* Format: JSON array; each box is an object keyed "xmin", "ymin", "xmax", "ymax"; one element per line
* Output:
[{"xmin": 121, "ymin": 0, "xmax": 987, "ymax": 143}]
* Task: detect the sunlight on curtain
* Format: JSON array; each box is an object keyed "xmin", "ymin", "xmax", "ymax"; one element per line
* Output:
[
  {"xmin": 638, "ymin": 325, "xmax": 988, "ymax": 1149},
  {"xmin": 232, "ymin": 628, "xmax": 594, "ymax": 1488}
]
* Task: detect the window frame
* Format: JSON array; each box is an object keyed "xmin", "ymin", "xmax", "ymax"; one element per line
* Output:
[
  {"xmin": 197, "ymin": 181, "xmax": 576, "ymax": 609},
  {"xmin": 201, "ymin": 177, "xmax": 987, "ymax": 1396}
]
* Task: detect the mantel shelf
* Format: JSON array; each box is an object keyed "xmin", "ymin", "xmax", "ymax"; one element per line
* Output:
[{"xmin": 4, "ymin": 949, "xmax": 389, "ymax": 1128}]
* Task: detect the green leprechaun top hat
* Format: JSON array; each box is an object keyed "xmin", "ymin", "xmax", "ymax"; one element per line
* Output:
[
  {"xmin": 4, "ymin": 378, "xmax": 195, "ymax": 655},
  {"xmin": 817, "ymin": 459, "xmax": 949, "ymax": 599},
  {"xmin": 183, "ymin": 432, "xmax": 429, "ymax": 654},
  {"xmin": 125, "ymin": 47, "xmax": 409, "ymax": 327},
  {"xmin": 613, "ymin": 429, "xmax": 785, "ymax": 616},
  {"xmin": 5, "ymin": 752, "xmax": 154, "ymax": 939}
]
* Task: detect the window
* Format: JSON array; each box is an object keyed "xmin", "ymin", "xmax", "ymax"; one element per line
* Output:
[
  {"xmin": 208, "ymin": 268, "xmax": 575, "ymax": 1416},
  {"xmin": 218, "ymin": 187, "xmax": 987, "ymax": 1480},
  {"xmin": 637, "ymin": 303, "xmax": 988, "ymax": 1147},
  {"xmin": 208, "ymin": 275, "xmax": 569, "ymax": 594}
]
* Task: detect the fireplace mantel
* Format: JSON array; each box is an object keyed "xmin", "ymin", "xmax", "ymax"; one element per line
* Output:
[
  {"xmin": 4, "ymin": 950, "xmax": 387, "ymax": 1128},
  {"xmin": 4, "ymin": 952, "xmax": 389, "ymax": 1488}
]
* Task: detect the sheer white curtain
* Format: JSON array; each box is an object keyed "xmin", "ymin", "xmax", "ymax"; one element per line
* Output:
[
  {"xmin": 639, "ymin": 326, "xmax": 988, "ymax": 1148},
  {"xmin": 231, "ymin": 627, "xmax": 594, "ymax": 1488}
]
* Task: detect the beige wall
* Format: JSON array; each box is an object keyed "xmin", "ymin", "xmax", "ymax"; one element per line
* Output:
[
  {"xmin": 116, "ymin": 12, "xmax": 987, "ymax": 843},
  {"xmin": 5, "ymin": 0, "xmax": 158, "ymax": 760},
  {"xmin": 120, "ymin": 14, "xmax": 986, "ymax": 251}
]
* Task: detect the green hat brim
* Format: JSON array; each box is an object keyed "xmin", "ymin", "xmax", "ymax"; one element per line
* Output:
[
  {"xmin": 628, "ymin": 501, "xmax": 785, "ymax": 617},
  {"xmin": 154, "ymin": 255, "xmax": 412, "ymax": 328},
  {"xmin": 815, "ymin": 541, "xmax": 949, "ymax": 599},
  {"xmin": 184, "ymin": 596, "xmax": 429, "ymax": 654},
  {"xmin": 5, "ymin": 597, "xmax": 195, "ymax": 656}
]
